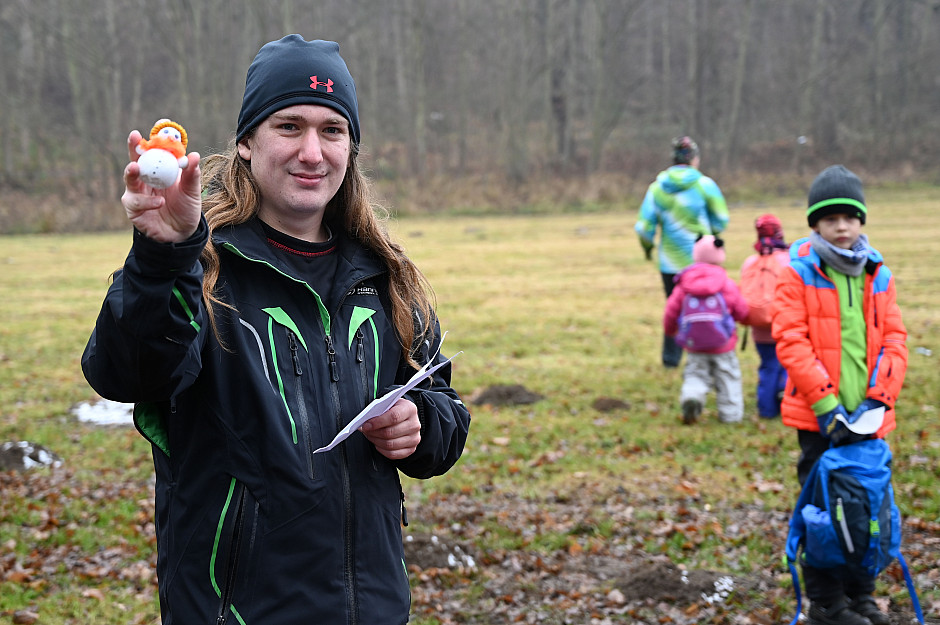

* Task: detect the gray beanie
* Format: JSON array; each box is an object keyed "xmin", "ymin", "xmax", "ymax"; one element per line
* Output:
[
  {"xmin": 807, "ymin": 165, "xmax": 867, "ymax": 226},
  {"xmin": 236, "ymin": 35, "xmax": 360, "ymax": 145}
]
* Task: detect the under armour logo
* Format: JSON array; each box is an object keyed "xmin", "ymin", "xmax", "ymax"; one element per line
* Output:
[{"xmin": 309, "ymin": 76, "xmax": 334, "ymax": 92}]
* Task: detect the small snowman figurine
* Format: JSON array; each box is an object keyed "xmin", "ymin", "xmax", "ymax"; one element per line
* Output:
[{"xmin": 136, "ymin": 119, "xmax": 189, "ymax": 189}]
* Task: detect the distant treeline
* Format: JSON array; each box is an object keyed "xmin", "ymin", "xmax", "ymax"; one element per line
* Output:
[{"xmin": 2, "ymin": 0, "xmax": 940, "ymax": 232}]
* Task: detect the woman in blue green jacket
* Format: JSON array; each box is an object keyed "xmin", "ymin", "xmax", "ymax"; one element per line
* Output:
[
  {"xmin": 82, "ymin": 36, "xmax": 470, "ymax": 625},
  {"xmin": 635, "ymin": 136, "xmax": 729, "ymax": 367}
]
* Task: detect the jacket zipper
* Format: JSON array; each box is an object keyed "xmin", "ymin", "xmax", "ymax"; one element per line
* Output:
[
  {"xmin": 355, "ymin": 329, "xmax": 370, "ymax": 405},
  {"xmin": 325, "ymin": 335, "xmax": 340, "ymax": 382},
  {"xmin": 356, "ymin": 329, "xmax": 381, "ymax": 472},
  {"xmin": 318, "ymin": 326, "xmax": 358, "ymax": 623},
  {"xmin": 325, "ymin": 346, "xmax": 358, "ymax": 624},
  {"xmin": 835, "ymin": 497, "xmax": 855, "ymax": 554},
  {"xmin": 217, "ymin": 485, "xmax": 247, "ymax": 625},
  {"xmin": 400, "ymin": 485, "xmax": 409, "ymax": 527},
  {"xmin": 290, "ymin": 330, "xmax": 316, "ymax": 480},
  {"xmin": 355, "ymin": 329, "xmax": 365, "ymax": 365}
]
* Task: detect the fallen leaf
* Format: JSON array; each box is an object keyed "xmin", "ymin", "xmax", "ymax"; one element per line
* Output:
[
  {"xmin": 12, "ymin": 610, "xmax": 39, "ymax": 625},
  {"xmin": 82, "ymin": 588, "xmax": 106, "ymax": 600}
]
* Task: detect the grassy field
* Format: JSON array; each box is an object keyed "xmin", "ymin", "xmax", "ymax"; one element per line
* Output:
[{"xmin": 1, "ymin": 188, "xmax": 939, "ymax": 623}]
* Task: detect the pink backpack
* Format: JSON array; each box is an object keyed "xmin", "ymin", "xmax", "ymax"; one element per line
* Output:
[{"xmin": 675, "ymin": 292, "xmax": 735, "ymax": 351}]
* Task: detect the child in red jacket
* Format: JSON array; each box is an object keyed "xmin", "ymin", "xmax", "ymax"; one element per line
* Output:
[
  {"xmin": 773, "ymin": 165, "xmax": 907, "ymax": 625},
  {"xmin": 664, "ymin": 235, "xmax": 749, "ymax": 424},
  {"xmin": 739, "ymin": 214, "xmax": 791, "ymax": 418}
]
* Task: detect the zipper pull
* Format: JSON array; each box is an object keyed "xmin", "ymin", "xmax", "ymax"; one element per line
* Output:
[
  {"xmin": 400, "ymin": 487, "xmax": 409, "ymax": 527},
  {"xmin": 288, "ymin": 332, "xmax": 302, "ymax": 375},
  {"xmin": 835, "ymin": 497, "xmax": 855, "ymax": 554},
  {"xmin": 325, "ymin": 335, "xmax": 339, "ymax": 382},
  {"xmin": 355, "ymin": 329, "xmax": 364, "ymax": 363}
]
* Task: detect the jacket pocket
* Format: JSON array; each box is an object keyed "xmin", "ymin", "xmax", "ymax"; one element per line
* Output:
[
  {"xmin": 286, "ymin": 329, "xmax": 317, "ymax": 480},
  {"xmin": 801, "ymin": 504, "xmax": 846, "ymax": 568},
  {"xmin": 261, "ymin": 308, "xmax": 321, "ymax": 482},
  {"xmin": 212, "ymin": 478, "xmax": 259, "ymax": 625}
]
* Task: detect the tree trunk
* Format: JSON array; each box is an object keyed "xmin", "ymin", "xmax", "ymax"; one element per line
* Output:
[
  {"xmin": 408, "ymin": 0, "xmax": 428, "ymax": 178},
  {"xmin": 868, "ymin": 0, "xmax": 888, "ymax": 168},
  {"xmin": 686, "ymin": 0, "xmax": 700, "ymax": 136},
  {"xmin": 793, "ymin": 1, "xmax": 827, "ymax": 174},
  {"xmin": 548, "ymin": 0, "xmax": 573, "ymax": 167},
  {"xmin": 661, "ymin": 3, "xmax": 671, "ymax": 126},
  {"xmin": 720, "ymin": 0, "xmax": 753, "ymax": 172},
  {"xmin": 61, "ymin": 5, "xmax": 97, "ymax": 196},
  {"xmin": 454, "ymin": 0, "xmax": 471, "ymax": 171}
]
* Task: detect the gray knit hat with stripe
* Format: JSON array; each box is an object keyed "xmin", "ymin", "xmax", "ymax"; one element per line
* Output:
[{"xmin": 807, "ymin": 165, "xmax": 867, "ymax": 226}]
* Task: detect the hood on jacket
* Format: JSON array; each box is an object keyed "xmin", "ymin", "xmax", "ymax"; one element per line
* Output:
[
  {"xmin": 676, "ymin": 262, "xmax": 729, "ymax": 296},
  {"xmin": 657, "ymin": 165, "xmax": 703, "ymax": 194}
]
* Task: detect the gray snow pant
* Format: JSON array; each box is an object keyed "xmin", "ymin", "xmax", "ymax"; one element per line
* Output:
[{"xmin": 679, "ymin": 350, "xmax": 744, "ymax": 423}]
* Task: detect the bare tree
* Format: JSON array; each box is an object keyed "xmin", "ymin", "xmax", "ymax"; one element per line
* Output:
[
  {"xmin": 719, "ymin": 0, "xmax": 753, "ymax": 172},
  {"xmin": 792, "ymin": 2, "xmax": 828, "ymax": 173},
  {"xmin": 547, "ymin": 0, "xmax": 574, "ymax": 167}
]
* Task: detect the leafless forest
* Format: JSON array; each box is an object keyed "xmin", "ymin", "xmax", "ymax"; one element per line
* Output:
[{"xmin": 2, "ymin": 0, "xmax": 940, "ymax": 232}]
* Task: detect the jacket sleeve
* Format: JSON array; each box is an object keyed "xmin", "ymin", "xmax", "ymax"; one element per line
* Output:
[
  {"xmin": 868, "ymin": 273, "xmax": 907, "ymax": 409},
  {"xmin": 700, "ymin": 176, "xmax": 729, "ymax": 234},
  {"xmin": 663, "ymin": 283, "xmax": 684, "ymax": 336},
  {"xmin": 81, "ymin": 219, "xmax": 210, "ymax": 403},
  {"xmin": 394, "ymin": 317, "xmax": 471, "ymax": 480},
  {"xmin": 772, "ymin": 265, "xmax": 835, "ymax": 411},
  {"xmin": 634, "ymin": 185, "xmax": 659, "ymax": 246}
]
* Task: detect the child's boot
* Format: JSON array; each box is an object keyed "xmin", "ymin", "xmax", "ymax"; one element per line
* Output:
[
  {"xmin": 681, "ymin": 399, "xmax": 702, "ymax": 425},
  {"xmin": 808, "ymin": 598, "xmax": 872, "ymax": 625},
  {"xmin": 848, "ymin": 595, "xmax": 888, "ymax": 625}
]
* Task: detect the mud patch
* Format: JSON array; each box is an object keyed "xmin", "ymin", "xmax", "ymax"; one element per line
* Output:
[
  {"xmin": 592, "ymin": 396, "xmax": 631, "ymax": 412},
  {"xmin": 467, "ymin": 384, "xmax": 544, "ymax": 406}
]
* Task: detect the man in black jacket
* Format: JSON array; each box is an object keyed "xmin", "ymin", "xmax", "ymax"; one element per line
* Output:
[{"xmin": 83, "ymin": 35, "xmax": 470, "ymax": 625}]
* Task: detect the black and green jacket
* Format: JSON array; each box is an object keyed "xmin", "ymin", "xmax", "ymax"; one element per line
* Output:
[{"xmin": 82, "ymin": 217, "xmax": 470, "ymax": 625}]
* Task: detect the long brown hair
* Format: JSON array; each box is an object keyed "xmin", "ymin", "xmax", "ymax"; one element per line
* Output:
[{"xmin": 200, "ymin": 138, "xmax": 435, "ymax": 367}]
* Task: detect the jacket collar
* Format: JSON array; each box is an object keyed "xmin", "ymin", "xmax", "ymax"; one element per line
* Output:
[{"xmin": 212, "ymin": 217, "xmax": 387, "ymax": 286}]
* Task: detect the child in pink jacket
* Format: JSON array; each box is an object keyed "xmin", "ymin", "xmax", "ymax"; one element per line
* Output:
[{"xmin": 664, "ymin": 235, "xmax": 749, "ymax": 424}]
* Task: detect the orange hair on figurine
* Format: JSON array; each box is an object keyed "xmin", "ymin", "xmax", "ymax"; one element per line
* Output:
[
  {"xmin": 135, "ymin": 119, "xmax": 189, "ymax": 188},
  {"xmin": 137, "ymin": 119, "xmax": 188, "ymax": 159}
]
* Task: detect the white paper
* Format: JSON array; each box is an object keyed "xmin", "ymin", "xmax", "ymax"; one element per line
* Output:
[
  {"xmin": 836, "ymin": 405, "xmax": 885, "ymax": 435},
  {"xmin": 313, "ymin": 349, "xmax": 461, "ymax": 454}
]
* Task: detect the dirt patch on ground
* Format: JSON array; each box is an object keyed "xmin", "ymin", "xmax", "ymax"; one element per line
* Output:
[
  {"xmin": 591, "ymin": 396, "xmax": 632, "ymax": 412},
  {"xmin": 403, "ymin": 488, "xmax": 939, "ymax": 624},
  {"xmin": 467, "ymin": 384, "xmax": 545, "ymax": 406}
]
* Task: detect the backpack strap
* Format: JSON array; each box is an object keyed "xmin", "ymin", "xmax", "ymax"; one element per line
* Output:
[
  {"xmin": 898, "ymin": 553, "xmax": 925, "ymax": 624},
  {"xmin": 786, "ymin": 557, "xmax": 802, "ymax": 625},
  {"xmin": 785, "ymin": 454, "xmax": 824, "ymax": 625}
]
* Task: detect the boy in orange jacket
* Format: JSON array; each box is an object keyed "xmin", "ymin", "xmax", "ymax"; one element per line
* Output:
[{"xmin": 773, "ymin": 165, "xmax": 907, "ymax": 625}]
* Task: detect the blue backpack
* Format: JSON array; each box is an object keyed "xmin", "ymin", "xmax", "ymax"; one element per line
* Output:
[
  {"xmin": 675, "ymin": 291, "xmax": 735, "ymax": 351},
  {"xmin": 785, "ymin": 438, "xmax": 923, "ymax": 625}
]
